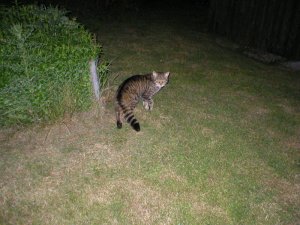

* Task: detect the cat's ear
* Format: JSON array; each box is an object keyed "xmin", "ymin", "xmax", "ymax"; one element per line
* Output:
[
  {"xmin": 152, "ymin": 71, "xmax": 158, "ymax": 79},
  {"xmin": 164, "ymin": 72, "xmax": 170, "ymax": 78}
]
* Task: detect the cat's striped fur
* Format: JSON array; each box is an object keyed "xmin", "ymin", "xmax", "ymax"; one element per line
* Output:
[{"xmin": 115, "ymin": 71, "xmax": 170, "ymax": 131}]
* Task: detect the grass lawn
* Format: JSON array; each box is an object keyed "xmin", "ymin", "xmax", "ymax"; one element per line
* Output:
[{"xmin": 0, "ymin": 8, "xmax": 299, "ymax": 224}]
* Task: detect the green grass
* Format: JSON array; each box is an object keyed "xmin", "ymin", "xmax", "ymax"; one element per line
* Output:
[{"xmin": 0, "ymin": 10, "xmax": 299, "ymax": 224}]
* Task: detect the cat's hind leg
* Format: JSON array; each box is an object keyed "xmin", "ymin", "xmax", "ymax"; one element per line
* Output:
[{"xmin": 115, "ymin": 104, "xmax": 122, "ymax": 129}]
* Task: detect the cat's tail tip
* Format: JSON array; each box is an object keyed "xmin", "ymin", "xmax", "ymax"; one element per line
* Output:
[{"xmin": 132, "ymin": 123, "xmax": 140, "ymax": 132}]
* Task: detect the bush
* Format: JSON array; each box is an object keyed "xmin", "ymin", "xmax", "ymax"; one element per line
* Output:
[{"xmin": 0, "ymin": 4, "xmax": 108, "ymax": 126}]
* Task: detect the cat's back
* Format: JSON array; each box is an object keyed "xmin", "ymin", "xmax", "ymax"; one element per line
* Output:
[{"xmin": 116, "ymin": 74, "xmax": 152, "ymax": 100}]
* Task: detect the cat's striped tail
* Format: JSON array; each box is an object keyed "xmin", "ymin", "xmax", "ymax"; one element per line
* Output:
[{"xmin": 115, "ymin": 104, "xmax": 140, "ymax": 132}]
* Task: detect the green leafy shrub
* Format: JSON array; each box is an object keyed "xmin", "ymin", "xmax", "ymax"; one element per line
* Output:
[{"xmin": 0, "ymin": 4, "xmax": 108, "ymax": 126}]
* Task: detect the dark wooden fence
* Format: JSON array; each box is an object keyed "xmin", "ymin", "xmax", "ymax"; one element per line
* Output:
[{"xmin": 208, "ymin": 0, "xmax": 300, "ymax": 60}]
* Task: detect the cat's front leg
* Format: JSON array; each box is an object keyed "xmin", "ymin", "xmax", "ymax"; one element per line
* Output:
[{"xmin": 143, "ymin": 98, "xmax": 153, "ymax": 111}]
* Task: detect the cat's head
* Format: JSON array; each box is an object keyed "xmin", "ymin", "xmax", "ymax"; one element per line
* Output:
[{"xmin": 152, "ymin": 71, "xmax": 170, "ymax": 88}]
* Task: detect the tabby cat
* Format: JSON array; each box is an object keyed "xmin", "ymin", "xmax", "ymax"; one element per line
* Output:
[{"xmin": 115, "ymin": 71, "xmax": 170, "ymax": 132}]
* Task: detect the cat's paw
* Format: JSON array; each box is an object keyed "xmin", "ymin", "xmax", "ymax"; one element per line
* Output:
[
  {"xmin": 117, "ymin": 121, "xmax": 122, "ymax": 129},
  {"xmin": 143, "ymin": 101, "xmax": 150, "ymax": 110}
]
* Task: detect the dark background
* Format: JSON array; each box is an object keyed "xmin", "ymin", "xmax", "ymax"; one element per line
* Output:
[{"xmin": 2, "ymin": 0, "xmax": 300, "ymax": 60}]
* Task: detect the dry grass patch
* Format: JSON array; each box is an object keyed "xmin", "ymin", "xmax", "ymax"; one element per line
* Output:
[
  {"xmin": 0, "ymin": 108, "xmax": 118, "ymax": 219},
  {"xmin": 87, "ymin": 178, "xmax": 177, "ymax": 224},
  {"xmin": 262, "ymin": 175, "xmax": 300, "ymax": 222},
  {"xmin": 126, "ymin": 179, "xmax": 175, "ymax": 224},
  {"xmin": 265, "ymin": 176, "xmax": 300, "ymax": 206},
  {"xmin": 159, "ymin": 168, "xmax": 187, "ymax": 184},
  {"xmin": 251, "ymin": 202, "xmax": 282, "ymax": 224},
  {"xmin": 92, "ymin": 142, "xmax": 132, "ymax": 169},
  {"xmin": 191, "ymin": 197, "xmax": 229, "ymax": 222},
  {"xmin": 149, "ymin": 113, "xmax": 173, "ymax": 130}
]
